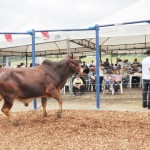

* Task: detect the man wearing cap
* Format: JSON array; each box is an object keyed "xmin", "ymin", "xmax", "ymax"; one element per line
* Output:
[
  {"xmin": 133, "ymin": 58, "xmax": 140, "ymax": 65},
  {"xmin": 142, "ymin": 49, "xmax": 150, "ymax": 109}
]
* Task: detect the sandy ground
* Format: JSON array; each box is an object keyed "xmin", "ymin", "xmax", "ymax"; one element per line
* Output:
[
  {"xmin": 0, "ymin": 88, "xmax": 150, "ymax": 149},
  {"xmin": 0, "ymin": 110, "xmax": 150, "ymax": 150}
]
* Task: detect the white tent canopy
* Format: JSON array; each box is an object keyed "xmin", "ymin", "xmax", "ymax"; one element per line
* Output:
[
  {"xmin": 0, "ymin": 0, "xmax": 150, "ymax": 56},
  {"xmin": 0, "ymin": 23, "xmax": 150, "ymax": 56}
]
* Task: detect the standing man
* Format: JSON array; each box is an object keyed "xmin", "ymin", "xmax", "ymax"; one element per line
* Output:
[
  {"xmin": 103, "ymin": 58, "xmax": 110, "ymax": 70},
  {"xmin": 142, "ymin": 49, "xmax": 150, "ymax": 109}
]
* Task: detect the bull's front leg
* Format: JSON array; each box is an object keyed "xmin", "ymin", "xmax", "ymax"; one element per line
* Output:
[
  {"xmin": 41, "ymin": 97, "xmax": 48, "ymax": 117},
  {"xmin": 46, "ymin": 85, "xmax": 62, "ymax": 118}
]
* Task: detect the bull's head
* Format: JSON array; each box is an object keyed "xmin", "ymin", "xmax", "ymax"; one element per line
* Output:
[{"xmin": 66, "ymin": 54, "xmax": 82, "ymax": 74}]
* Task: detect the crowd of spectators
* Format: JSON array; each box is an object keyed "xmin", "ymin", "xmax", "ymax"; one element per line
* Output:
[{"xmin": 72, "ymin": 57, "xmax": 142, "ymax": 96}]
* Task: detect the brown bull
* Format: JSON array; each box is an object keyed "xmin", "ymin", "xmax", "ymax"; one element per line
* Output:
[{"xmin": 0, "ymin": 55, "xmax": 82, "ymax": 125}]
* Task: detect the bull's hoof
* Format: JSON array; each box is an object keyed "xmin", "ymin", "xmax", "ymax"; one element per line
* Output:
[
  {"xmin": 24, "ymin": 103, "xmax": 29, "ymax": 107},
  {"xmin": 57, "ymin": 112, "xmax": 62, "ymax": 118}
]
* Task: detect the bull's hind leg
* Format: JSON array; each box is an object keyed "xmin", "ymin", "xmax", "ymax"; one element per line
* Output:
[
  {"xmin": 1, "ymin": 97, "xmax": 18, "ymax": 126},
  {"xmin": 41, "ymin": 97, "xmax": 48, "ymax": 117},
  {"xmin": 46, "ymin": 86, "xmax": 62, "ymax": 118},
  {"xmin": 51, "ymin": 92, "xmax": 62, "ymax": 118}
]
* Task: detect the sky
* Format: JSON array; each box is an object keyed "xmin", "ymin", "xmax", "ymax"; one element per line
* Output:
[{"xmin": 0, "ymin": 0, "xmax": 138, "ymax": 31}]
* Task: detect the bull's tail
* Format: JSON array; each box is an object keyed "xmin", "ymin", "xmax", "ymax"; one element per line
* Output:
[{"xmin": 0, "ymin": 81, "xmax": 15, "ymax": 101}]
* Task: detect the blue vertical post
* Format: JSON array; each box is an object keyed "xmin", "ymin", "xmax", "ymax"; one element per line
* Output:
[
  {"xmin": 31, "ymin": 29, "xmax": 37, "ymax": 109},
  {"xmin": 95, "ymin": 24, "xmax": 100, "ymax": 109}
]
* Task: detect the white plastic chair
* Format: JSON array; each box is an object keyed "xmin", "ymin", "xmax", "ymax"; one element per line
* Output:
[
  {"xmin": 62, "ymin": 79, "xmax": 71, "ymax": 94},
  {"xmin": 112, "ymin": 81, "xmax": 123, "ymax": 94}
]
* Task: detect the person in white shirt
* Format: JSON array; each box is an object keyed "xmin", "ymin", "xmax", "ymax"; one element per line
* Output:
[
  {"xmin": 142, "ymin": 49, "xmax": 150, "ymax": 109},
  {"xmin": 73, "ymin": 75, "xmax": 84, "ymax": 96},
  {"xmin": 117, "ymin": 59, "xmax": 124, "ymax": 74}
]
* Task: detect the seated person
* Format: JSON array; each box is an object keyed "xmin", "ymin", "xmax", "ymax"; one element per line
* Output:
[
  {"xmin": 132, "ymin": 76, "xmax": 141, "ymax": 88},
  {"xmin": 103, "ymin": 71, "xmax": 113, "ymax": 92},
  {"xmin": 122, "ymin": 66, "xmax": 129, "ymax": 88},
  {"xmin": 80, "ymin": 73, "xmax": 88, "ymax": 90},
  {"xmin": 73, "ymin": 75, "xmax": 85, "ymax": 96},
  {"xmin": 113, "ymin": 69, "xmax": 123, "ymax": 93},
  {"xmin": 131, "ymin": 65, "xmax": 141, "ymax": 88}
]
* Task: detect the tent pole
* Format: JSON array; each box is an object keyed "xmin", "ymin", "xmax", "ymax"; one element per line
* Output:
[
  {"xmin": 95, "ymin": 24, "xmax": 100, "ymax": 110},
  {"xmin": 31, "ymin": 29, "xmax": 37, "ymax": 110}
]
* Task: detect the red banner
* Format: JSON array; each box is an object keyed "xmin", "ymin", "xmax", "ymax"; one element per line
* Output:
[
  {"xmin": 5, "ymin": 34, "xmax": 12, "ymax": 42},
  {"xmin": 41, "ymin": 32, "xmax": 49, "ymax": 39}
]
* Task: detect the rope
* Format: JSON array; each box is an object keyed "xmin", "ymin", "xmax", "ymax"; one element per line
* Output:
[{"xmin": 35, "ymin": 97, "xmax": 50, "ymax": 111}]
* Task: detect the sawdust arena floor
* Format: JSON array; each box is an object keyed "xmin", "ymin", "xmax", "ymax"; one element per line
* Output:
[
  {"xmin": 0, "ymin": 88, "xmax": 150, "ymax": 149},
  {"xmin": 0, "ymin": 110, "xmax": 150, "ymax": 150}
]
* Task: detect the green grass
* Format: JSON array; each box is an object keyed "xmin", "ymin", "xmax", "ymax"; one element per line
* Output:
[
  {"xmin": 10, "ymin": 57, "xmax": 63, "ymax": 67},
  {"xmin": 81, "ymin": 54, "xmax": 145, "ymax": 64},
  {"xmin": 10, "ymin": 54, "xmax": 145, "ymax": 67}
]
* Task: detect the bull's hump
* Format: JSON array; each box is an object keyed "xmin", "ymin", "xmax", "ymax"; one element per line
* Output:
[{"xmin": 43, "ymin": 59, "xmax": 56, "ymax": 66}]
